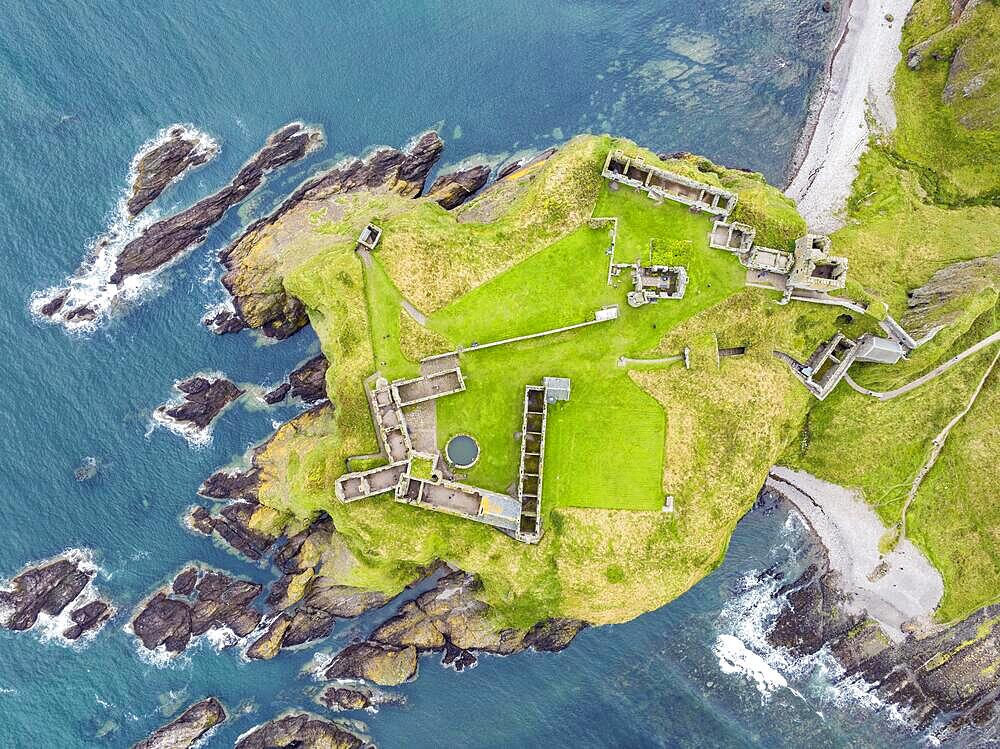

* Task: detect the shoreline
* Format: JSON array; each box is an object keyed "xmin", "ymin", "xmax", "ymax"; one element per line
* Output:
[
  {"xmin": 784, "ymin": 0, "xmax": 914, "ymax": 233},
  {"xmin": 765, "ymin": 466, "xmax": 942, "ymax": 642}
]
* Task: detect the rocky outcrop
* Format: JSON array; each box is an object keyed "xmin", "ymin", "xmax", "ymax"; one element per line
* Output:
[
  {"xmin": 188, "ymin": 500, "xmax": 279, "ymax": 561},
  {"xmin": 155, "ymin": 376, "xmax": 243, "ymax": 432},
  {"xmin": 903, "ymin": 254, "xmax": 1000, "ymax": 335},
  {"xmin": 63, "ymin": 600, "xmax": 113, "ymax": 640},
  {"xmin": 427, "ymin": 164, "xmax": 490, "ymax": 209},
  {"xmin": 235, "ymin": 713, "xmax": 370, "ymax": 749},
  {"xmin": 319, "ymin": 571, "xmax": 586, "ymax": 683},
  {"xmin": 130, "ymin": 697, "xmax": 227, "ymax": 749},
  {"xmin": 317, "ymin": 685, "xmax": 401, "ymax": 713},
  {"xmin": 203, "ymin": 306, "xmax": 247, "ymax": 335},
  {"xmin": 769, "ymin": 539, "xmax": 1000, "ymax": 739},
  {"xmin": 127, "ymin": 125, "xmax": 219, "ymax": 217},
  {"xmin": 283, "ymin": 581, "xmax": 390, "ymax": 649},
  {"xmin": 0, "ymin": 553, "xmax": 113, "ymax": 639},
  {"xmin": 246, "ymin": 614, "xmax": 292, "ymax": 660},
  {"xmin": 108, "ymin": 122, "xmax": 322, "ymax": 284},
  {"xmin": 130, "ymin": 567, "xmax": 262, "ymax": 654},
  {"xmin": 264, "ymin": 354, "xmax": 329, "ymax": 405},
  {"xmin": 323, "ymin": 641, "xmax": 418, "ymax": 686},
  {"xmin": 217, "ymin": 131, "xmax": 444, "ymax": 338}
]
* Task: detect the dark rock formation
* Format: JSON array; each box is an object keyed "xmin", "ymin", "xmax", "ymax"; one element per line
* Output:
[
  {"xmin": 187, "ymin": 500, "xmax": 278, "ymax": 561},
  {"xmin": 318, "ymin": 686, "xmax": 376, "ymax": 712},
  {"xmin": 202, "ymin": 307, "xmax": 247, "ymax": 335},
  {"xmin": 127, "ymin": 125, "xmax": 219, "ymax": 217},
  {"xmin": 39, "ymin": 291, "xmax": 68, "ymax": 317},
  {"xmin": 130, "ymin": 567, "xmax": 262, "ymax": 654},
  {"xmin": 199, "ymin": 466, "xmax": 261, "ymax": 502},
  {"xmin": 283, "ymin": 580, "xmax": 390, "ymax": 648},
  {"xmin": 264, "ymin": 354, "xmax": 329, "ymax": 405},
  {"xmin": 235, "ymin": 713, "xmax": 370, "ymax": 749},
  {"xmin": 316, "ymin": 571, "xmax": 585, "ymax": 685},
  {"xmin": 289, "ymin": 354, "xmax": 329, "ymax": 403},
  {"xmin": 63, "ymin": 600, "xmax": 112, "ymax": 640},
  {"xmin": 317, "ymin": 685, "xmax": 402, "ymax": 713},
  {"xmin": 155, "ymin": 376, "xmax": 244, "ymax": 431},
  {"xmin": 171, "ymin": 567, "xmax": 199, "ymax": 596},
  {"xmin": 0, "ymin": 554, "xmax": 112, "ymax": 638},
  {"xmin": 108, "ymin": 122, "xmax": 321, "ymax": 284},
  {"xmin": 903, "ymin": 254, "xmax": 1000, "ymax": 335},
  {"xmin": 130, "ymin": 697, "xmax": 227, "ymax": 749},
  {"xmin": 768, "ymin": 519, "xmax": 1000, "ymax": 740},
  {"xmin": 427, "ymin": 164, "xmax": 490, "ymax": 209},
  {"xmin": 323, "ymin": 641, "xmax": 419, "ymax": 686},
  {"xmin": 263, "ymin": 382, "xmax": 291, "ymax": 404},
  {"xmin": 217, "ymin": 131, "xmax": 444, "ymax": 338}
]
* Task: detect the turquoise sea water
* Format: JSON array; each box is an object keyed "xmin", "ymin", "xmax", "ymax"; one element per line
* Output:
[{"xmin": 0, "ymin": 2, "xmax": 927, "ymax": 746}]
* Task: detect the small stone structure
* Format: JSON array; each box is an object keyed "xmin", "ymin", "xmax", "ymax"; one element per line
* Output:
[
  {"xmin": 777, "ymin": 332, "xmax": 905, "ymax": 400},
  {"xmin": 357, "ymin": 223, "xmax": 382, "ymax": 251},
  {"xmin": 624, "ymin": 263, "xmax": 689, "ymax": 307},
  {"xmin": 709, "ymin": 221, "xmax": 755, "ymax": 253},
  {"xmin": 602, "ymin": 150, "xmax": 737, "ymax": 218},
  {"xmin": 786, "ymin": 234, "xmax": 848, "ymax": 294}
]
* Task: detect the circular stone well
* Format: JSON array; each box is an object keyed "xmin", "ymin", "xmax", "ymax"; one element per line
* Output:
[{"xmin": 445, "ymin": 434, "xmax": 480, "ymax": 468}]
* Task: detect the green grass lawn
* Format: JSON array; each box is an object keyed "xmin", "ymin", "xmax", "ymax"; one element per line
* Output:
[{"xmin": 430, "ymin": 186, "xmax": 745, "ymax": 511}]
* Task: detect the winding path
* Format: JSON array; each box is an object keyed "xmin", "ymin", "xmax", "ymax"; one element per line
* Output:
[{"xmin": 844, "ymin": 330, "xmax": 1000, "ymax": 401}]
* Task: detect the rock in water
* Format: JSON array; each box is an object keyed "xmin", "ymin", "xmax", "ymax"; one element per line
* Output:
[
  {"xmin": 0, "ymin": 553, "xmax": 113, "ymax": 639},
  {"xmin": 63, "ymin": 600, "xmax": 112, "ymax": 640},
  {"xmin": 235, "ymin": 713, "xmax": 370, "ymax": 749},
  {"xmin": 127, "ymin": 125, "xmax": 220, "ymax": 217},
  {"xmin": 263, "ymin": 354, "xmax": 329, "ymax": 405},
  {"xmin": 218, "ymin": 131, "xmax": 444, "ymax": 338},
  {"xmin": 766, "ymin": 522, "xmax": 1000, "ymax": 739},
  {"xmin": 154, "ymin": 375, "xmax": 244, "ymax": 432},
  {"xmin": 130, "ymin": 567, "xmax": 263, "ymax": 654},
  {"xmin": 427, "ymin": 164, "xmax": 490, "ymax": 209},
  {"xmin": 323, "ymin": 641, "xmax": 418, "ymax": 686},
  {"xmin": 109, "ymin": 122, "xmax": 323, "ymax": 284},
  {"xmin": 130, "ymin": 697, "xmax": 227, "ymax": 749}
]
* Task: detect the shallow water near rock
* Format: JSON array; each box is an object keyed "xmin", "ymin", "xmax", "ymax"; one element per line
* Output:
[{"xmin": 0, "ymin": 1, "xmax": 925, "ymax": 746}]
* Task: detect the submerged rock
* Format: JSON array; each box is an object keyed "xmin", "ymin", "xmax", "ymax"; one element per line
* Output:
[
  {"xmin": 130, "ymin": 697, "xmax": 227, "ymax": 749},
  {"xmin": 218, "ymin": 131, "xmax": 444, "ymax": 338},
  {"xmin": 427, "ymin": 164, "xmax": 490, "ymax": 209},
  {"xmin": 127, "ymin": 125, "xmax": 219, "ymax": 217},
  {"xmin": 155, "ymin": 375, "xmax": 244, "ymax": 432},
  {"xmin": 130, "ymin": 567, "xmax": 262, "ymax": 654},
  {"xmin": 0, "ymin": 553, "xmax": 113, "ymax": 638},
  {"xmin": 235, "ymin": 713, "xmax": 370, "ymax": 749}
]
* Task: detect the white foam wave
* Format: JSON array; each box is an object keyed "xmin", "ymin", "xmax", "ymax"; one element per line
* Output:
[
  {"xmin": 713, "ymin": 519, "xmax": 911, "ymax": 725},
  {"xmin": 1, "ymin": 548, "xmax": 114, "ymax": 648}
]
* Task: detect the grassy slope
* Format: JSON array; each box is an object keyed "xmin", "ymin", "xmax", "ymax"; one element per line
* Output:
[{"xmin": 782, "ymin": 0, "xmax": 1000, "ymax": 622}]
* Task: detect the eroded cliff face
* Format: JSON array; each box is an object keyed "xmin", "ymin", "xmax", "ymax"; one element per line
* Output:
[
  {"xmin": 218, "ymin": 132, "xmax": 446, "ymax": 338},
  {"xmin": 903, "ymin": 254, "xmax": 1000, "ymax": 336}
]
